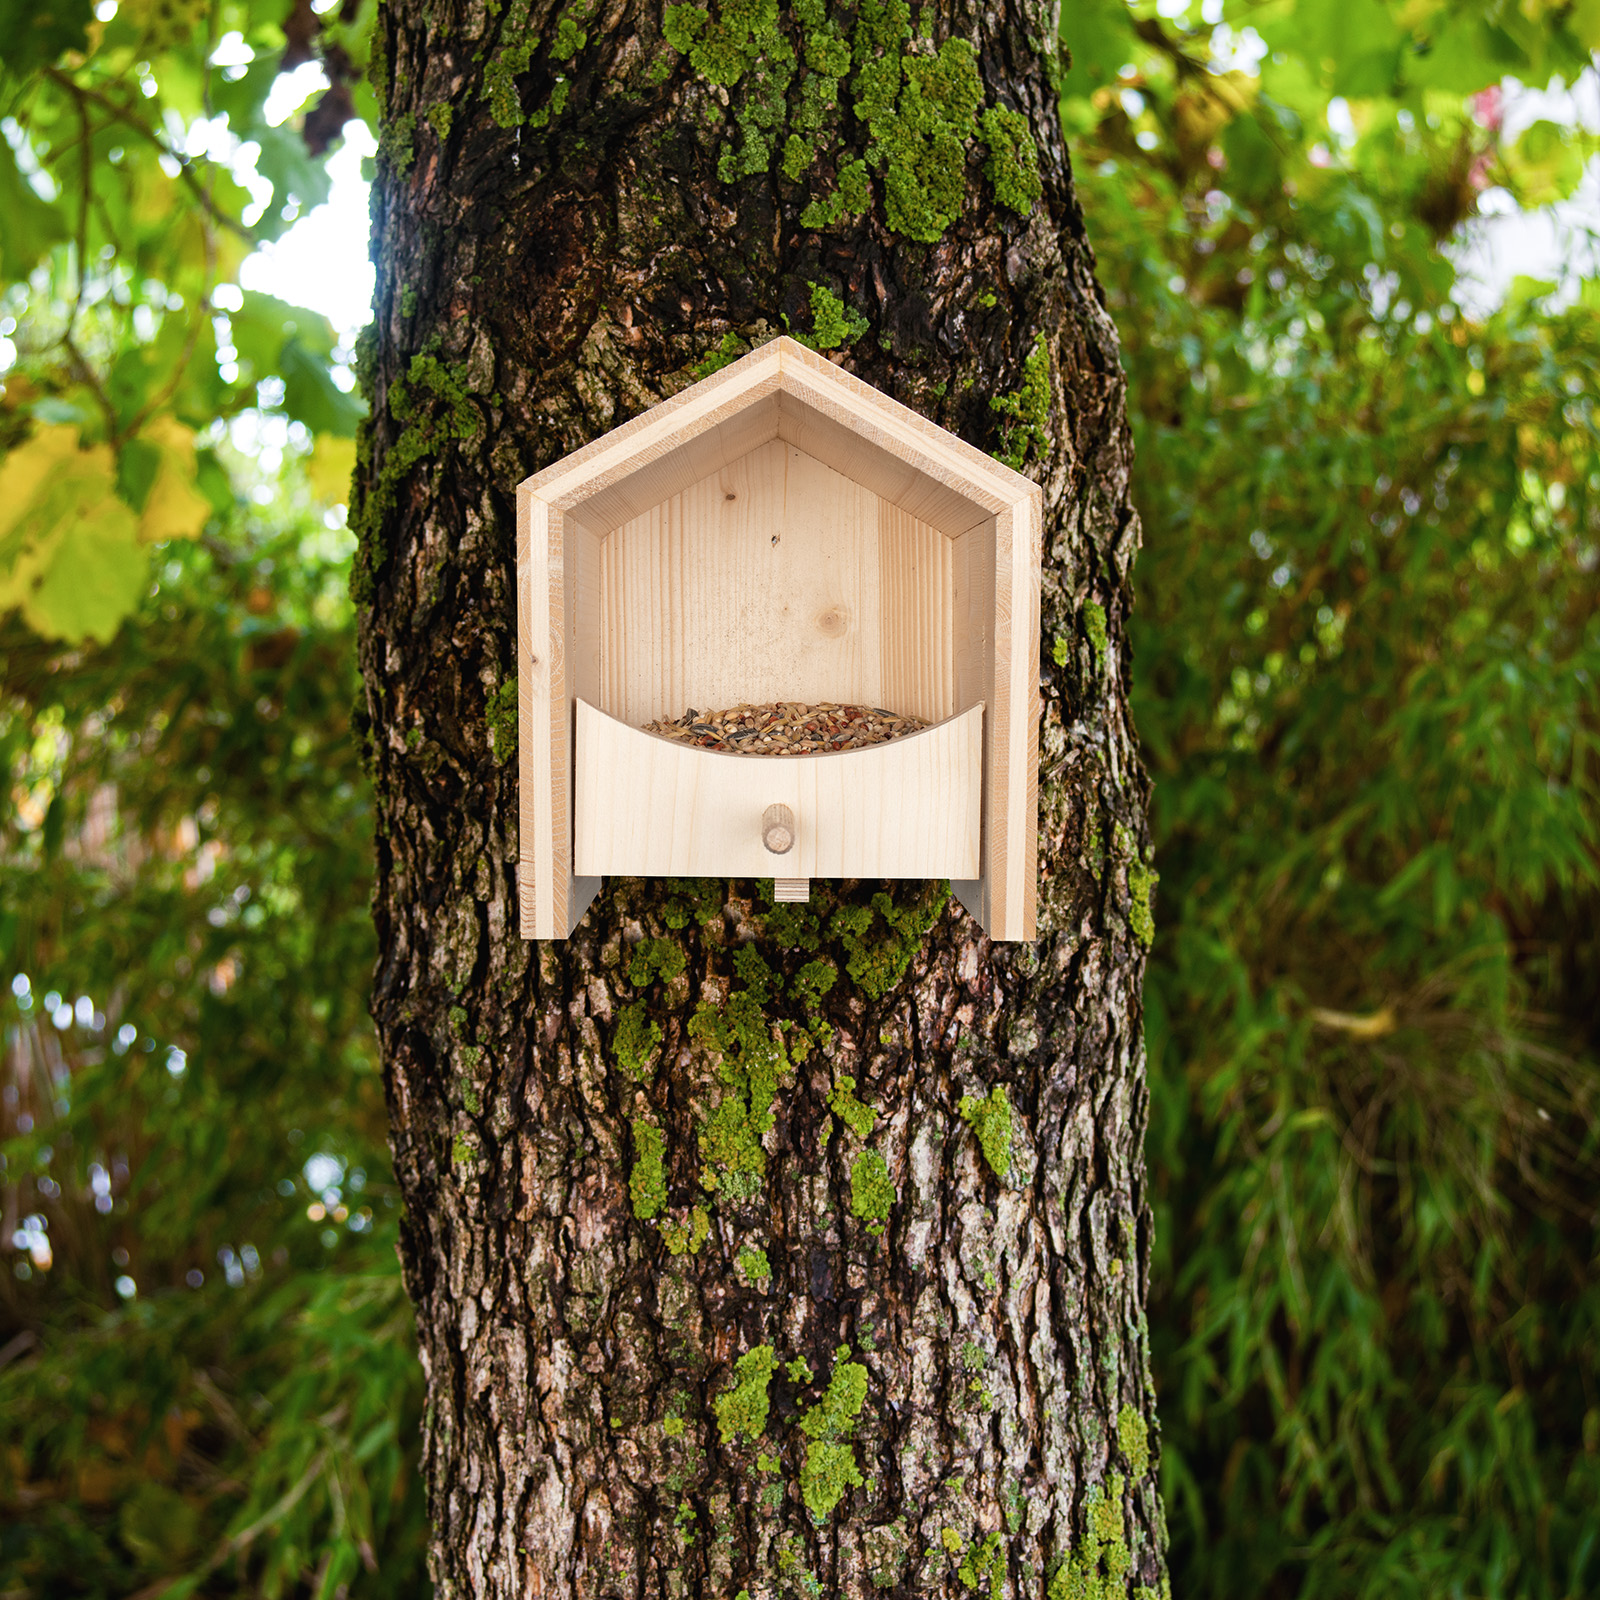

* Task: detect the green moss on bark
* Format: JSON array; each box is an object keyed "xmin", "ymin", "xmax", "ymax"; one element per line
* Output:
[
  {"xmin": 1082, "ymin": 599, "xmax": 1108, "ymax": 672},
  {"xmin": 525, "ymin": 79, "xmax": 570, "ymax": 127},
  {"xmin": 736, "ymin": 1243, "xmax": 771, "ymax": 1285},
  {"xmin": 662, "ymin": 0, "xmax": 797, "ymax": 178},
  {"xmin": 552, "ymin": 10, "xmax": 588, "ymax": 60},
  {"xmin": 799, "ymin": 1438, "xmax": 864, "ymax": 1521},
  {"xmin": 828, "ymin": 1074, "xmax": 875, "ymax": 1138},
  {"xmin": 956, "ymin": 1530, "xmax": 1006, "ymax": 1598},
  {"xmin": 805, "ymin": 281, "xmax": 869, "ymax": 349},
  {"xmin": 663, "ymin": 3, "xmax": 709, "ymax": 54},
  {"xmin": 629, "ymin": 935, "xmax": 688, "ymax": 986},
  {"xmin": 350, "ymin": 349, "xmax": 481, "ymax": 606},
  {"xmin": 664, "ymin": 877, "xmax": 727, "ymax": 928},
  {"xmin": 849, "ymin": 1148, "xmax": 893, "ymax": 1224},
  {"xmin": 380, "ymin": 110, "xmax": 416, "ymax": 172},
  {"xmin": 796, "ymin": 1346, "xmax": 869, "ymax": 1518},
  {"xmin": 613, "ymin": 1001, "xmax": 663, "ymax": 1081},
  {"xmin": 1117, "ymin": 1404, "xmax": 1150, "ymax": 1477},
  {"xmin": 782, "ymin": 0, "xmax": 852, "ymax": 186},
  {"xmin": 1046, "ymin": 1475, "xmax": 1131, "ymax": 1600},
  {"xmin": 484, "ymin": 40, "xmax": 535, "ymax": 127},
  {"xmin": 798, "ymin": 156, "xmax": 871, "ymax": 227},
  {"xmin": 991, "ymin": 332, "xmax": 1051, "ymax": 471},
  {"xmin": 977, "ymin": 106, "xmax": 1041, "ymax": 214},
  {"xmin": 485, "ymin": 678, "xmax": 517, "ymax": 764},
  {"xmin": 874, "ymin": 39, "xmax": 983, "ymax": 241},
  {"xmin": 731, "ymin": 941, "xmax": 778, "ymax": 1000},
  {"xmin": 830, "ymin": 882, "xmax": 948, "ymax": 999},
  {"xmin": 693, "ymin": 332, "xmax": 749, "ymax": 377},
  {"xmin": 847, "ymin": 0, "xmax": 984, "ymax": 242},
  {"xmin": 714, "ymin": 1343, "xmax": 778, "ymax": 1442},
  {"xmin": 1127, "ymin": 856, "xmax": 1157, "ymax": 950},
  {"xmin": 799, "ymin": 1346, "xmax": 867, "ymax": 1440},
  {"xmin": 691, "ymin": 987, "xmax": 788, "ymax": 1202},
  {"xmin": 699, "ymin": 1089, "xmax": 769, "ymax": 1199},
  {"xmin": 959, "ymin": 1084, "xmax": 1013, "ymax": 1179},
  {"xmin": 657, "ymin": 0, "xmax": 1039, "ymax": 246},
  {"xmin": 630, "ymin": 1117, "xmax": 668, "ymax": 1218},
  {"xmin": 661, "ymin": 1204, "xmax": 710, "ymax": 1254}
]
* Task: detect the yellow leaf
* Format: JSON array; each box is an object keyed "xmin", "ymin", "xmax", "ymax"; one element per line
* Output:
[
  {"xmin": 0, "ymin": 425, "xmax": 147, "ymax": 644},
  {"xmin": 209, "ymin": 226, "xmax": 251, "ymax": 290},
  {"xmin": 0, "ymin": 424, "xmax": 87, "ymax": 534},
  {"xmin": 1502, "ymin": 120, "xmax": 1598, "ymax": 209},
  {"xmin": 306, "ymin": 434, "xmax": 357, "ymax": 505},
  {"xmin": 137, "ymin": 415, "xmax": 211, "ymax": 543}
]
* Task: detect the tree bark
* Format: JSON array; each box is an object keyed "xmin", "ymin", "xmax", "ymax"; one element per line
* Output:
[{"xmin": 353, "ymin": 0, "xmax": 1163, "ymax": 1594}]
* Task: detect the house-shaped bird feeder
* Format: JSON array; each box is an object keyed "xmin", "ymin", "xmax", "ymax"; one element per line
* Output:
[{"xmin": 516, "ymin": 336, "xmax": 1041, "ymax": 941}]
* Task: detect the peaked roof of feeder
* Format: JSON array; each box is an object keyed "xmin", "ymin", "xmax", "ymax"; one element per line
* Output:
[{"xmin": 518, "ymin": 335, "xmax": 1040, "ymax": 538}]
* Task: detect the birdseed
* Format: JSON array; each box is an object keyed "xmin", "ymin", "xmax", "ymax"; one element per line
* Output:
[{"xmin": 641, "ymin": 701, "xmax": 927, "ymax": 755}]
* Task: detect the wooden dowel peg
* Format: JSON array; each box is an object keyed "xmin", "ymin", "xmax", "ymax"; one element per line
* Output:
[{"xmin": 762, "ymin": 803, "xmax": 796, "ymax": 855}]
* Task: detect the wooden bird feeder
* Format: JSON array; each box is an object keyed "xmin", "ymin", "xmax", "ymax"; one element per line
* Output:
[{"xmin": 516, "ymin": 336, "xmax": 1041, "ymax": 941}]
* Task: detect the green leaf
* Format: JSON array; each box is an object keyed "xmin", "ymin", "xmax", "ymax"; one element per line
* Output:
[
  {"xmin": 1059, "ymin": 0, "xmax": 1131, "ymax": 94},
  {"xmin": 1255, "ymin": 0, "xmax": 1402, "ymax": 84},
  {"xmin": 253, "ymin": 122, "xmax": 335, "ymax": 239},
  {"xmin": 210, "ymin": 51, "xmax": 288, "ymax": 132},
  {"xmin": 0, "ymin": 0, "xmax": 93, "ymax": 73},
  {"xmin": 193, "ymin": 445, "xmax": 235, "ymax": 514},
  {"xmin": 118, "ymin": 1481, "xmax": 201, "ymax": 1570},
  {"xmin": 1221, "ymin": 112, "xmax": 1280, "ymax": 201},
  {"xmin": 231, "ymin": 290, "xmax": 300, "ymax": 375},
  {"xmin": 279, "ymin": 337, "xmax": 367, "ymax": 437},
  {"xmin": 1404, "ymin": 15, "xmax": 1506, "ymax": 92},
  {"xmin": 0, "ymin": 142, "xmax": 67, "ymax": 280},
  {"xmin": 231, "ymin": 293, "xmax": 364, "ymax": 432},
  {"xmin": 134, "ymin": 416, "xmax": 213, "ymax": 542},
  {"xmin": 306, "ymin": 434, "xmax": 357, "ymax": 503},
  {"xmin": 116, "ymin": 436, "xmax": 163, "ymax": 513}
]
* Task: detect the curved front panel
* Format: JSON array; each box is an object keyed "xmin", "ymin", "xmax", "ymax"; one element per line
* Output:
[{"xmin": 574, "ymin": 699, "xmax": 982, "ymax": 881}]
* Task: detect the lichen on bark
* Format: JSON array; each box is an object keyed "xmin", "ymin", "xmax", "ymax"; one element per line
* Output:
[{"xmin": 357, "ymin": 0, "xmax": 1163, "ymax": 1593}]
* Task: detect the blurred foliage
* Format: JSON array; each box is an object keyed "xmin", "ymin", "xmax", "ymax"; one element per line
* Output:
[
  {"xmin": 0, "ymin": 0, "xmax": 369, "ymax": 644},
  {"xmin": 1060, "ymin": 0, "xmax": 1600, "ymax": 1595},
  {"xmin": 0, "ymin": 464, "xmax": 425, "ymax": 1594},
  {"xmin": 0, "ymin": 4, "xmax": 423, "ymax": 1591},
  {"xmin": 3, "ymin": 0, "xmax": 1600, "ymax": 1596}
]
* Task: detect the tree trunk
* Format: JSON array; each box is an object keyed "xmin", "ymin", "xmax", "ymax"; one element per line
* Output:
[{"xmin": 352, "ymin": 0, "xmax": 1163, "ymax": 1594}]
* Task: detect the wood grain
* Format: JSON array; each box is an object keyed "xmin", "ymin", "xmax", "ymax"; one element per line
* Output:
[
  {"xmin": 518, "ymin": 336, "xmax": 1041, "ymax": 940},
  {"xmin": 521, "ymin": 338, "xmax": 1036, "ymax": 533},
  {"xmin": 599, "ymin": 441, "xmax": 886, "ymax": 726},
  {"xmin": 516, "ymin": 485, "xmax": 555, "ymax": 938},
  {"xmin": 574, "ymin": 699, "xmax": 983, "ymax": 880},
  {"xmin": 878, "ymin": 500, "xmax": 955, "ymax": 724}
]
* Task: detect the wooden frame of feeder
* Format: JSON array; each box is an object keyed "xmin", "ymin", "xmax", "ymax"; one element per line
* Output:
[{"xmin": 516, "ymin": 336, "xmax": 1042, "ymax": 941}]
